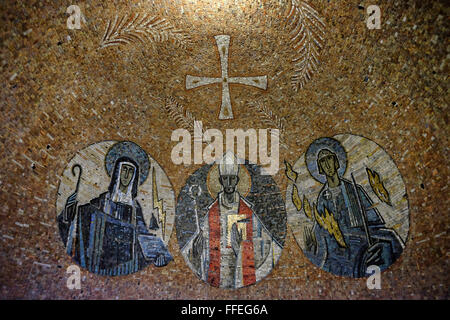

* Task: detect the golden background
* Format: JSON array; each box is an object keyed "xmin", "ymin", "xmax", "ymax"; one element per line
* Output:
[{"xmin": 0, "ymin": 0, "xmax": 448, "ymax": 299}]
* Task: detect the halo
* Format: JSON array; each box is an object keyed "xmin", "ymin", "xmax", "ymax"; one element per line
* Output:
[
  {"xmin": 305, "ymin": 137, "xmax": 347, "ymax": 184},
  {"xmin": 206, "ymin": 163, "xmax": 251, "ymax": 198},
  {"xmin": 105, "ymin": 141, "xmax": 150, "ymax": 185}
]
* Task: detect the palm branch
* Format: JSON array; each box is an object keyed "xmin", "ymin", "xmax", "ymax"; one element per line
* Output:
[{"xmin": 100, "ymin": 13, "xmax": 190, "ymax": 49}]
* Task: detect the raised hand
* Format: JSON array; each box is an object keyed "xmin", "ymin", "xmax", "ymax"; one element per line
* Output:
[
  {"xmin": 304, "ymin": 225, "xmax": 317, "ymax": 254},
  {"xmin": 365, "ymin": 242, "xmax": 384, "ymax": 266},
  {"xmin": 231, "ymin": 223, "xmax": 243, "ymax": 256}
]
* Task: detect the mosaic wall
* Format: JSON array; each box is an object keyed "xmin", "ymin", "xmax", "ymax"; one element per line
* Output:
[{"xmin": 0, "ymin": 0, "xmax": 448, "ymax": 299}]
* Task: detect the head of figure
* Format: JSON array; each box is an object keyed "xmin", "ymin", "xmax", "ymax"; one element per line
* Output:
[
  {"xmin": 120, "ymin": 163, "xmax": 135, "ymax": 189},
  {"xmin": 218, "ymin": 152, "xmax": 240, "ymax": 195},
  {"xmin": 317, "ymin": 149, "xmax": 340, "ymax": 179},
  {"xmin": 108, "ymin": 156, "xmax": 140, "ymax": 199},
  {"xmin": 219, "ymin": 175, "xmax": 239, "ymax": 195}
]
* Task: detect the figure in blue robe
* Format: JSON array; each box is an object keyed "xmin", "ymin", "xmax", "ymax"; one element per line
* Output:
[
  {"xmin": 57, "ymin": 156, "xmax": 172, "ymax": 275},
  {"xmin": 304, "ymin": 149, "xmax": 404, "ymax": 278}
]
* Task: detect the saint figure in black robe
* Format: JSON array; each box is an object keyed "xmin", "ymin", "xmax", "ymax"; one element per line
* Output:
[{"xmin": 58, "ymin": 156, "xmax": 172, "ymax": 275}]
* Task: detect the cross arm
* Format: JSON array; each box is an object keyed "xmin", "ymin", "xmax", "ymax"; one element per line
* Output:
[
  {"xmin": 186, "ymin": 75, "xmax": 222, "ymax": 90},
  {"xmin": 228, "ymin": 76, "xmax": 268, "ymax": 90}
]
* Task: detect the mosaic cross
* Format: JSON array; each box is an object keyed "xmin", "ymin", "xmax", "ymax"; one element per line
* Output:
[{"xmin": 186, "ymin": 35, "xmax": 268, "ymax": 120}]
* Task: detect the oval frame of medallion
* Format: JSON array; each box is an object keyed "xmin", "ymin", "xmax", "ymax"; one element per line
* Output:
[
  {"xmin": 55, "ymin": 140, "xmax": 176, "ymax": 276},
  {"xmin": 286, "ymin": 133, "xmax": 410, "ymax": 278},
  {"xmin": 175, "ymin": 158, "xmax": 287, "ymax": 289}
]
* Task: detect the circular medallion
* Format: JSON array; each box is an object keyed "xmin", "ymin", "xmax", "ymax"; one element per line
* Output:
[
  {"xmin": 56, "ymin": 141, "xmax": 175, "ymax": 275},
  {"xmin": 176, "ymin": 153, "xmax": 287, "ymax": 288},
  {"xmin": 285, "ymin": 134, "xmax": 409, "ymax": 278}
]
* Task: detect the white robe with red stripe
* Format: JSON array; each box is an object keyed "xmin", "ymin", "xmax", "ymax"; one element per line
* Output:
[{"xmin": 182, "ymin": 191, "xmax": 282, "ymax": 288}]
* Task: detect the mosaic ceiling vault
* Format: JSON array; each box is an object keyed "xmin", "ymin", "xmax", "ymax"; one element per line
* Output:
[{"xmin": 0, "ymin": 0, "xmax": 448, "ymax": 299}]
